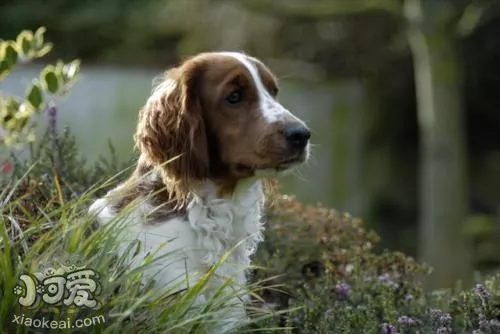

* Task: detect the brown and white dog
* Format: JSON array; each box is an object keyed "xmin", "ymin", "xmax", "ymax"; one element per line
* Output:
[{"xmin": 89, "ymin": 52, "xmax": 310, "ymax": 332}]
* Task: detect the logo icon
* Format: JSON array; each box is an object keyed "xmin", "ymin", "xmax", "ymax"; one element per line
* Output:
[{"xmin": 13, "ymin": 262, "xmax": 101, "ymax": 310}]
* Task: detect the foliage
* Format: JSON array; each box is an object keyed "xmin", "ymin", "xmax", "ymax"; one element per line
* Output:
[
  {"xmin": 0, "ymin": 27, "xmax": 80, "ymax": 146},
  {"xmin": 251, "ymin": 196, "xmax": 500, "ymax": 333}
]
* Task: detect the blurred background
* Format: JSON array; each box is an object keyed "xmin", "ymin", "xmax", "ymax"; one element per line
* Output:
[{"xmin": 2, "ymin": 0, "xmax": 500, "ymax": 288}]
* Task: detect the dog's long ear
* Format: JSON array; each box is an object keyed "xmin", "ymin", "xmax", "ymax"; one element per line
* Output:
[{"xmin": 134, "ymin": 60, "xmax": 209, "ymax": 201}]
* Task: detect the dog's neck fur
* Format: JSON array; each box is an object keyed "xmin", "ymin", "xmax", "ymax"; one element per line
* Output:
[
  {"xmin": 187, "ymin": 177, "xmax": 265, "ymax": 265},
  {"xmin": 111, "ymin": 155, "xmax": 270, "ymax": 216},
  {"xmin": 104, "ymin": 163, "xmax": 266, "ymax": 264}
]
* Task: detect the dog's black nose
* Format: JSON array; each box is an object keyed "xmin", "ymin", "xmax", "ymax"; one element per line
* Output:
[{"xmin": 283, "ymin": 124, "xmax": 310, "ymax": 149}]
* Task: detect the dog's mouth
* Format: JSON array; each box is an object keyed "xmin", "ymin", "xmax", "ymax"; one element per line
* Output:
[
  {"xmin": 234, "ymin": 163, "xmax": 255, "ymax": 175},
  {"xmin": 234, "ymin": 154, "xmax": 307, "ymax": 175},
  {"xmin": 274, "ymin": 156, "xmax": 305, "ymax": 171}
]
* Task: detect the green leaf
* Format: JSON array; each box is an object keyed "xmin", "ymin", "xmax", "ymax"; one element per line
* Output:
[
  {"xmin": 16, "ymin": 30, "xmax": 33, "ymax": 57},
  {"xmin": 5, "ymin": 97, "xmax": 20, "ymax": 111},
  {"xmin": 54, "ymin": 60, "xmax": 65, "ymax": 78},
  {"xmin": 0, "ymin": 105, "xmax": 13, "ymax": 125},
  {"xmin": 33, "ymin": 26, "xmax": 46, "ymax": 49},
  {"xmin": 2, "ymin": 42, "xmax": 18, "ymax": 67},
  {"xmin": 35, "ymin": 43, "xmax": 53, "ymax": 58},
  {"xmin": 14, "ymin": 116, "xmax": 29, "ymax": 132},
  {"xmin": 463, "ymin": 214, "xmax": 495, "ymax": 237},
  {"xmin": 41, "ymin": 66, "xmax": 60, "ymax": 94},
  {"xmin": 0, "ymin": 60, "xmax": 11, "ymax": 81},
  {"xmin": 456, "ymin": 3, "xmax": 485, "ymax": 37},
  {"xmin": 1, "ymin": 98, "xmax": 19, "ymax": 125},
  {"xmin": 26, "ymin": 83, "xmax": 44, "ymax": 110}
]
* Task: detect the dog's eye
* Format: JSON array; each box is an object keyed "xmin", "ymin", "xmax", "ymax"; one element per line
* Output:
[
  {"xmin": 226, "ymin": 89, "xmax": 244, "ymax": 105},
  {"xmin": 271, "ymin": 87, "xmax": 279, "ymax": 97}
]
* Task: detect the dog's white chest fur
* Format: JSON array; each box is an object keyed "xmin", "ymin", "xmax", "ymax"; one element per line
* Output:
[{"xmin": 89, "ymin": 178, "xmax": 265, "ymax": 331}]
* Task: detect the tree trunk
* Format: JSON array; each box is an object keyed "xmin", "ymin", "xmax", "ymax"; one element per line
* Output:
[{"xmin": 405, "ymin": 0, "xmax": 472, "ymax": 288}]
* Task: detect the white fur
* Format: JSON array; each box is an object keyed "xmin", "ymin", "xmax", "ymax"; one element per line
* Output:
[{"xmin": 89, "ymin": 178, "xmax": 265, "ymax": 333}]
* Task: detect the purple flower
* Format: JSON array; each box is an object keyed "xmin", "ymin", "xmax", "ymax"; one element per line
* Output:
[
  {"xmin": 379, "ymin": 273, "xmax": 398, "ymax": 289},
  {"xmin": 335, "ymin": 282, "xmax": 351, "ymax": 299},
  {"xmin": 397, "ymin": 315, "xmax": 416, "ymax": 326},
  {"xmin": 47, "ymin": 103, "xmax": 59, "ymax": 155},
  {"xmin": 490, "ymin": 319, "xmax": 500, "ymax": 328},
  {"xmin": 429, "ymin": 308, "xmax": 443, "ymax": 320},
  {"xmin": 381, "ymin": 323, "xmax": 397, "ymax": 334},
  {"xmin": 47, "ymin": 104, "xmax": 57, "ymax": 135},
  {"xmin": 436, "ymin": 327, "xmax": 451, "ymax": 334},
  {"xmin": 439, "ymin": 313, "xmax": 452, "ymax": 326},
  {"xmin": 475, "ymin": 284, "xmax": 491, "ymax": 300},
  {"xmin": 478, "ymin": 313, "xmax": 488, "ymax": 329}
]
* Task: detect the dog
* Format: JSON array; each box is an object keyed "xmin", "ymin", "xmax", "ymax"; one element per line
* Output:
[{"xmin": 89, "ymin": 51, "xmax": 310, "ymax": 332}]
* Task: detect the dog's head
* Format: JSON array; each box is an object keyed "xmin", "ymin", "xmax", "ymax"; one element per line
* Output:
[{"xmin": 134, "ymin": 52, "xmax": 310, "ymax": 199}]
